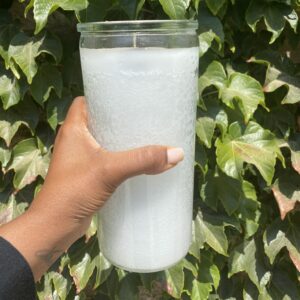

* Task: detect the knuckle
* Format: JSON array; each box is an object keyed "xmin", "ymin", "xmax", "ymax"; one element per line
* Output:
[{"xmin": 139, "ymin": 146, "xmax": 163, "ymax": 172}]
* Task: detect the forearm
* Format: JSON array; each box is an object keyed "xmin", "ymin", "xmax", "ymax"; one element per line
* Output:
[{"xmin": 0, "ymin": 196, "xmax": 88, "ymax": 281}]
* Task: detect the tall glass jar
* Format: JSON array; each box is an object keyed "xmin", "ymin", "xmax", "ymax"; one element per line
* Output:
[{"xmin": 77, "ymin": 20, "xmax": 199, "ymax": 272}]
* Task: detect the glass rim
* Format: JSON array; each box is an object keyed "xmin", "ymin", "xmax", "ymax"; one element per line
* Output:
[{"xmin": 77, "ymin": 20, "xmax": 198, "ymax": 33}]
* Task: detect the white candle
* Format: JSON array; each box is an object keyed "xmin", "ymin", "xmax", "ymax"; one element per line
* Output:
[{"xmin": 80, "ymin": 47, "xmax": 199, "ymax": 272}]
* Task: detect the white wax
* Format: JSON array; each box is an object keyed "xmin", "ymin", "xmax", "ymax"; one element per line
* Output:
[{"xmin": 80, "ymin": 47, "xmax": 199, "ymax": 272}]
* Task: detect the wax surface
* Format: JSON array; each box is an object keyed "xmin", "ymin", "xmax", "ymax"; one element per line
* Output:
[{"xmin": 80, "ymin": 47, "xmax": 199, "ymax": 272}]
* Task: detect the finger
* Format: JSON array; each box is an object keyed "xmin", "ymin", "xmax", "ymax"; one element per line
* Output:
[
  {"xmin": 64, "ymin": 96, "xmax": 88, "ymax": 127},
  {"xmin": 105, "ymin": 145, "xmax": 184, "ymax": 185}
]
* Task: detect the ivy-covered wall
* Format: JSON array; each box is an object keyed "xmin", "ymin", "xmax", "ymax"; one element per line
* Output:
[{"xmin": 1, "ymin": 0, "xmax": 300, "ymax": 299}]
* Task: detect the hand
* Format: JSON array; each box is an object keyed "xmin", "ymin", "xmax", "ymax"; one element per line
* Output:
[{"xmin": 0, "ymin": 97, "xmax": 184, "ymax": 280}]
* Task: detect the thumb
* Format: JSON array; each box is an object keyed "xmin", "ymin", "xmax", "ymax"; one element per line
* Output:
[{"xmin": 105, "ymin": 145, "xmax": 184, "ymax": 185}]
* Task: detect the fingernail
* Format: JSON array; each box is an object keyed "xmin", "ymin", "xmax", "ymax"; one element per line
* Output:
[{"xmin": 167, "ymin": 148, "xmax": 184, "ymax": 165}]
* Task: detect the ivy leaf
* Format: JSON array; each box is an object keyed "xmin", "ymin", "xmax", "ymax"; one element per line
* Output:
[
  {"xmin": 229, "ymin": 238, "xmax": 271, "ymax": 293},
  {"xmin": 198, "ymin": 3, "xmax": 224, "ymax": 56},
  {"xmin": 199, "ymin": 61, "xmax": 226, "ymax": 97},
  {"xmin": 191, "ymin": 279, "xmax": 211, "ymax": 300},
  {"xmin": 93, "ymin": 251, "xmax": 112, "ymax": 289},
  {"xmin": 194, "ymin": 211, "xmax": 228, "ymax": 256},
  {"xmin": 30, "ymin": 63, "xmax": 62, "ymax": 105},
  {"xmin": 0, "ymin": 66, "xmax": 27, "ymax": 109},
  {"xmin": 196, "ymin": 117, "xmax": 215, "ymax": 148},
  {"xmin": 70, "ymin": 252, "xmax": 96, "ymax": 293},
  {"xmin": 268, "ymin": 268, "xmax": 300, "ymax": 300},
  {"xmin": 190, "ymin": 213, "xmax": 206, "ymax": 259},
  {"xmin": 77, "ymin": 0, "xmax": 112, "ymax": 22},
  {"xmin": 120, "ymin": 0, "xmax": 138, "ymax": 19},
  {"xmin": 51, "ymin": 272, "xmax": 72, "ymax": 300},
  {"xmin": 205, "ymin": 0, "xmax": 226, "ymax": 15},
  {"xmin": 38, "ymin": 32, "xmax": 63, "ymax": 64},
  {"xmin": 69, "ymin": 238, "xmax": 112, "ymax": 293},
  {"xmin": 8, "ymin": 31, "xmax": 62, "ymax": 84},
  {"xmin": 264, "ymin": 216, "xmax": 300, "ymax": 271},
  {"xmin": 287, "ymin": 138, "xmax": 300, "ymax": 174},
  {"xmin": 264, "ymin": 67, "xmax": 300, "ymax": 104},
  {"xmin": 250, "ymin": 51, "xmax": 300, "ymax": 104},
  {"xmin": 0, "ymin": 99, "xmax": 39, "ymax": 146},
  {"xmin": 85, "ymin": 214, "xmax": 98, "ymax": 242},
  {"xmin": 246, "ymin": 0, "xmax": 298, "ymax": 43},
  {"xmin": 0, "ymin": 141, "xmax": 11, "ymax": 168},
  {"xmin": 216, "ymin": 121, "xmax": 283, "ymax": 185},
  {"xmin": 32, "ymin": 0, "xmax": 88, "ymax": 34},
  {"xmin": 119, "ymin": 273, "xmax": 141, "ymax": 300},
  {"xmin": 271, "ymin": 170, "xmax": 300, "ymax": 219},
  {"xmin": 159, "ymin": 0, "xmax": 190, "ymax": 19},
  {"xmin": 0, "ymin": 195, "xmax": 28, "ymax": 225},
  {"xmin": 160, "ymin": 262, "xmax": 183, "ymax": 298},
  {"xmin": 221, "ymin": 73, "xmax": 265, "ymax": 122},
  {"xmin": 199, "ymin": 251, "xmax": 220, "ymax": 289},
  {"xmin": 8, "ymin": 32, "xmax": 43, "ymax": 84},
  {"xmin": 46, "ymin": 90, "xmax": 72, "ymax": 130},
  {"xmin": 199, "ymin": 61, "xmax": 265, "ymax": 122},
  {"xmin": 9, "ymin": 138, "xmax": 50, "ymax": 189},
  {"xmin": 238, "ymin": 180, "xmax": 261, "ymax": 238},
  {"xmin": 0, "ymin": 24, "xmax": 18, "ymax": 68}
]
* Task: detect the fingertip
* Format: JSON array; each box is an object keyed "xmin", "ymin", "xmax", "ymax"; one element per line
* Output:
[{"xmin": 167, "ymin": 147, "xmax": 184, "ymax": 165}]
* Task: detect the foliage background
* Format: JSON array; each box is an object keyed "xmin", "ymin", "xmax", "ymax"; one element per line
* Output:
[{"xmin": 1, "ymin": 0, "xmax": 300, "ymax": 299}]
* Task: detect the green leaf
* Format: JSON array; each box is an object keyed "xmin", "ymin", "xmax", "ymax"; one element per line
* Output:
[
  {"xmin": 205, "ymin": 0, "xmax": 226, "ymax": 15},
  {"xmin": 283, "ymin": 137, "xmax": 300, "ymax": 174},
  {"xmin": 246, "ymin": 0, "xmax": 298, "ymax": 43},
  {"xmin": 238, "ymin": 181, "xmax": 261, "ymax": 238},
  {"xmin": 271, "ymin": 170, "xmax": 300, "ymax": 219},
  {"xmin": 216, "ymin": 121, "xmax": 283, "ymax": 185},
  {"xmin": 33, "ymin": 0, "xmax": 88, "ymax": 34},
  {"xmin": 93, "ymin": 251, "xmax": 112, "ymax": 289},
  {"xmin": 164, "ymin": 260, "xmax": 185, "ymax": 298},
  {"xmin": 198, "ymin": 4, "xmax": 224, "ymax": 56},
  {"xmin": 199, "ymin": 61, "xmax": 265, "ymax": 122},
  {"xmin": 30, "ymin": 63, "xmax": 62, "ymax": 105},
  {"xmin": 268, "ymin": 268, "xmax": 300, "ymax": 300},
  {"xmin": 202, "ymin": 172, "xmax": 238, "ymax": 214},
  {"xmin": 0, "ymin": 195, "xmax": 28, "ymax": 225},
  {"xmin": 46, "ymin": 90, "xmax": 72, "ymax": 130},
  {"xmin": 221, "ymin": 73, "xmax": 265, "ymax": 123},
  {"xmin": 189, "ymin": 251, "xmax": 220, "ymax": 299},
  {"xmin": 0, "ymin": 24, "xmax": 18, "ymax": 68},
  {"xmin": 70, "ymin": 252, "xmax": 96, "ymax": 293},
  {"xmin": 191, "ymin": 279, "xmax": 211, "ymax": 300},
  {"xmin": 38, "ymin": 32, "xmax": 63, "ymax": 64},
  {"xmin": 199, "ymin": 61, "xmax": 226, "ymax": 96},
  {"xmin": 229, "ymin": 238, "xmax": 271, "ymax": 292},
  {"xmin": 119, "ymin": 273, "xmax": 141, "ymax": 300},
  {"xmin": 159, "ymin": 0, "xmax": 190, "ymax": 19},
  {"xmin": 250, "ymin": 51, "xmax": 300, "ymax": 104},
  {"xmin": 196, "ymin": 117, "xmax": 215, "ymax": 148},
  {"xmin": 264, "ymin": 216, "xmax": 300, "ymax": 271},
  {"xmin": 77, "ymin": 0, "xmax": 112, "ymax": 22},
  {"xmin": 0, "ymin": 99, "xmax": 39, "ymax": 146},
  {"xmin": 8, "ymin": 32, "xmax": 43, "ymax": 84},
  {"xmin": 0, "ymin": 66, "xmax": 27, "ymax": 109},
  {"xmin": 52, "ymin": 272, "xmax": 72, "ymax": 300},
  {"xmin": 190, "ymin": 212, "xmax": 206, "ymax": 258},
  {"xmin": 0, "ymin": 141, "xmax": 11, "ymax": 168},
  {"xmin": 194, "ymin": 211, "xmax": 228, "ymax": 256},
  {"xmin": 9, "ymin": 138, "xmax": 50, "ymax": 189},
  {"xmin": 120, "ymin": 0, "xmax": 138, "ymax": 19}
]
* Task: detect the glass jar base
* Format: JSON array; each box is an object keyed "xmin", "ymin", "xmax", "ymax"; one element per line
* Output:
[{"xmin": 102, "ymin": 248, "xmax": 190, "ymax": 273}]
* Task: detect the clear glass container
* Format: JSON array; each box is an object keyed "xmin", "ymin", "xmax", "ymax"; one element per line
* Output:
[{"xmin": 77, "ymin": 20, "xmax": 199, "ymax": 272}]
